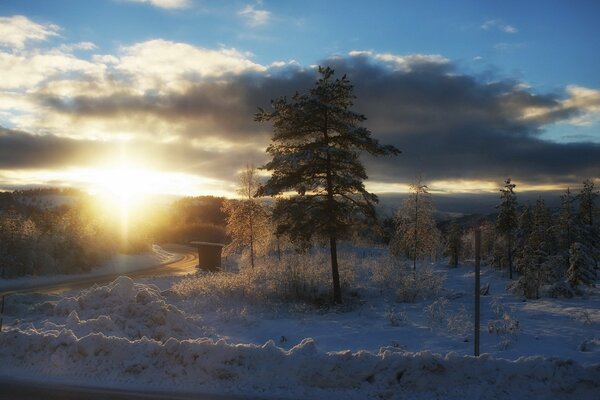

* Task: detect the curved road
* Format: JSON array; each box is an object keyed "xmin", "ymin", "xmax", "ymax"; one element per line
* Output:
[
  {"xmin": 0, "ymin": 244, "xmax": 199, "ymax": 297},
  {"xmin": 0, "ymin": 245, "xmax": 268, "ymax": 399}
]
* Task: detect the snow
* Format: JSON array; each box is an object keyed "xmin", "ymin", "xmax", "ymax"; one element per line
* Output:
[
  {"xmin": 0, "ymin": 251, "xmax": 599, "ymax": 399},
  {"xmin": 0, "ymin": 245, "xmax": 179, "ymax": 292}
]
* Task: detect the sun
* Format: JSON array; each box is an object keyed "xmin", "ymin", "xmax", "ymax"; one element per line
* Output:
[{"xmin": 89, "ymin": 166, "xmax": 156, "ymax": 212}]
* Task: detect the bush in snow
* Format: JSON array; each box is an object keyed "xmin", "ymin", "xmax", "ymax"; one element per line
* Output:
[
  {"xmin": 173, "ymin": 248, "xmax": 358, "ymax": 307},
  {"xmin": 488, "ymin": 296, "xmax": 520, "ymax": 350},
  {"xmin": 385, "ymin": 307, "xmax": 408, "ymax": 327},
  {"xmin": 395, "ymin": 265, "xmax": 445, "ymax": 303},
  {"xmin": 544, "ymin": 280, "xmax": 574, "ymax": 299},
  {"xmin": 424, "ymin": 297, "xmax": 448, "ymax": 328},
  {"xmin": 424, "ymin": 299, "xmax": 472, "ymax": 339},
  {"xmin": 446, "ymin": 306, "xmax": 473, "ymax": 338}
]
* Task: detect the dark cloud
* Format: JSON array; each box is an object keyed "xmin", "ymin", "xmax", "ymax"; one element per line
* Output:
[
  {"xmin": 22, "ymin": 55, "xmax": 600, "ymax": 186},
  {"xmin": 0, "ymin": 127, "xmax": 264, "ymax": 182}
]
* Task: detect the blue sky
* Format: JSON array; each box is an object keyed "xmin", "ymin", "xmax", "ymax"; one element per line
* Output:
[
  {"xmin": 0, "ymin": 0, "xmax": 598, "ymax": 196},
  {"xmin": 3, "ymin": 0, "xmax": 599, "ymax": 89}
]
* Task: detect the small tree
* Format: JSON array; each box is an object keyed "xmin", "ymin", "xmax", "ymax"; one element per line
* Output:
[
  {"xmin": 576, "ymin": 179, "xmax": 600, "ymax": 271},
  {"xmin": 567, "ymin": 242, "xmax": 597, "ymax": 288},
  {"xmin": 557, "ymin": 188, "xmax": 577, "ymax": 256},
  {"xmin": 445, "ymin": 220, "xmax": 462, "ymax": 268},
  {"xmin": 516, "ymin": 198, "xmax": 555, "ymax": 298},
  {"xmin": 496, "ymin": 178, "xmax": 518, "ymax": 279},
  {"xmin": 256, "ymin": 66, "xmax": 400, "ymax": 304},
  {"xmin": 390, "ymin": 180, "xmax": 440, "ymax": 269},
  {"xmin": 578, "ymin": 179, "xmax": 598, "ymax": 226},
  {"xmin": 222, "ymin": 165, "xmax": 270, "ymax": 269}
]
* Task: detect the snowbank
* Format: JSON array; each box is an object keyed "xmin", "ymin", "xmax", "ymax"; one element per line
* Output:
[
  {"xmin": 0, "ymin": 277, "xmax": 598, "ymax": 399},
  {"xmin": 47, "ymin": 276, "xmax": 209, "ymax": 341},
  {"xmin": 1, "ymin": 327, "xmax": 598, "ymax": 399}
]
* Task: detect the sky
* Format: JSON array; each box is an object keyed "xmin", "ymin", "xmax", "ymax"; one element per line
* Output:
[{"xmin": 0, "ymin": 0, "xmax": 599, "ymax": 199}]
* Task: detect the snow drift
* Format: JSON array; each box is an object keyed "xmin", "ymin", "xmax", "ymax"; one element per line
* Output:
[{"xmin": 1, "ymin": 276, "xmax": 598, "ymax": 399}]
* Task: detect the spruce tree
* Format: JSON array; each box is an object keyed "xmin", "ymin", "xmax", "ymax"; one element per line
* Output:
[
  {"xmin": 558, "ymin": 188, "xmax": 577, "ymax": 254},
  {"xmin": 256, "ymin": 66, "xmax": 400, "ymax": 304},
  {"xmin": 445, "ymin": 220, "xmax": 462, "ymax": 268},
  {"xmin": 576, "ymin": 179, "xmax": 599, "ymax": 271},
  {"xmin": 567, "ymin": 242, "xmax": 597, "ymax": 288},
  {"xmin": 496, "ymin": 178, "xmax": 518, "ymax": 279},
  {"xmin": 578, "ymin": 179, "xmax": 598, "ymax": 226}
]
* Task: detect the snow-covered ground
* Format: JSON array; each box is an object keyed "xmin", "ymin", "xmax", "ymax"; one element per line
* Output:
[
  {"xmin": 0, "ymin": 252, "xmax": 598, "ymax": 399},
  {"xmin": 0, "ymin": 245, "xmax": 179, "ymax": 292}
]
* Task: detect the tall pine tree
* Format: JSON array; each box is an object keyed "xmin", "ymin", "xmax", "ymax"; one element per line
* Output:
[
  {"xmin": 578, "ymin": 179, "xmax": 598, "ymax": 226},
  {"xmin": 496, "ymin": 178, "xmax": 518, "ymax": 279},
  {"xmin": 256, "ymin": 66, "xmax": 400, "ymax": 304}
]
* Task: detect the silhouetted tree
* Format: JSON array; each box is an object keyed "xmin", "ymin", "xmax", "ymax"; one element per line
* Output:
[
  {"xmin": 496, "ymin": 178, "xmax": 518, "ymax": 279},
  {"xmin": 256, "ymin": 66, "xmax": 400, "ymax": 303},
  {"xmin": 445, "ymin": 220, "xmax": 462, "ymax": 268},
  {"xmin": 567, "ymin": 242, "xmax": 597, "ymax": 288},
  {"xmin": 578, "ymin": 179, "xmax": 598, "ymax": 226}
]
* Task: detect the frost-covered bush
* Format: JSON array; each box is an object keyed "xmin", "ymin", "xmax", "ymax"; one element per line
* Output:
[
  {"xmin": 173, "ymin": 248, "xmax": 359, "ymax": 306},
  {"xmin": 369, "ymin": 257, "xmax": 444, "ymax": 302},
  {"xmin": 385, "ymin": 307, "xmax": 408, "ymax": 327},
  {"xmin": 488, "ymin": 297, "xmax": 519, "ymax": 350},
  {"xmin": 424, "ymin": 299, "xmax": 472, "ymax": 338},
  {"xmin": 395, "ymin": 266, "xmax": 445, "ymax": 303},
  {"xmin": 446, "ymin": 306, "xmax": 472, "ymax": 337},
  {"xmin": 424, "ymin": 297, "xmax": 448, "ymax": 328}
]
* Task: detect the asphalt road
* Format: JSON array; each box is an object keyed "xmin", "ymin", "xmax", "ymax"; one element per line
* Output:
[
  {"xmin": 0, "ymin": 244, "xmax": 200, "ymax": 297},
  {"xmin": 0, "ymin": 376, "xmax": 259, "ymax": 400}
]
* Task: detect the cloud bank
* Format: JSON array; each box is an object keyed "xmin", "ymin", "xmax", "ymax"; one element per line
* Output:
[{"xmin": 0, "ymin": 16, "xmax": 598, "ymax": 193}]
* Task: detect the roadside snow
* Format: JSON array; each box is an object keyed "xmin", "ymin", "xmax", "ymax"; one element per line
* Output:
[
  {"xmin": 1, "ymin": 257, "xmax": 599, "ymax": 399},
  {"xmin": 0, "ymin": 245, "xmax": 178, "ymax": 292},
  {"xmin": 1, "ymin": 324, "xmax": 598, "ymax": 399}
]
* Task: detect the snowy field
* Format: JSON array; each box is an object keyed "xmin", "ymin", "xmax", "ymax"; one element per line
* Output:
[{"xmin": 0, "ymin": 248, "xmax": 598, "ymax": 399}]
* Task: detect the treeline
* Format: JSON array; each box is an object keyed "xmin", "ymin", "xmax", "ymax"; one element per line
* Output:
[
  {"xmin": 0, "ymin": 199, "xmax": 119, "ymax": 278},
  {"xmin": 441, "ymin": 179, "xmax": 599, "ymax": 299}
]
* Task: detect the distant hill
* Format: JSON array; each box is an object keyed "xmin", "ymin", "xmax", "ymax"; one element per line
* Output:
[{"xmin": 376, "ymin": 191, "xmax": 563, "ymax": 217}]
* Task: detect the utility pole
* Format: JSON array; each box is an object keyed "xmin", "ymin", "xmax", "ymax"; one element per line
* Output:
[
  {"xmin": 0, "ymin": 295, "xmax": 5, "ymax": 332},
  {"xmin": 474, "ymin": 228, "xmax": 481, "ymax": 357}
]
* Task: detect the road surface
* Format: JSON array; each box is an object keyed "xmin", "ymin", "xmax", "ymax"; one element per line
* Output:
[
  {"xmin": 0, "ymin": 245, "xmax": 269, "ymax": 399},
  {"xmin": 0, "ymin": 376, "xmax": 263, "ymax": 400},
  {"xmin": 0, "ymin": 244, "xmax": 199, "ymax": 297}
]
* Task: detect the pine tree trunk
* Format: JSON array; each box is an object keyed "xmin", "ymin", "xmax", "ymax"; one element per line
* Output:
[
  {"xmin": 249, "ymin": 208, "xmax": 255, "ymax": 269},
  {"xmin": 323, "ymin": 114, "xmax": 342, "ymax": 304},
  {"xmin": 413, "ymin": 190, "xmax": 419, "ymax": 271},
  {"xmin": 330, "ymin": 235, "xmax": 342, "ymax": 304}
]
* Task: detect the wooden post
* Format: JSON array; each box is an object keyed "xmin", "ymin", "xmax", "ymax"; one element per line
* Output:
[
  {"xmin": 474, "ymin": 228, "xmax": 481, "ymax": 357},
  {"xmin": 0, "ymin": 295, "xmax": 5, "ymax": 332}
]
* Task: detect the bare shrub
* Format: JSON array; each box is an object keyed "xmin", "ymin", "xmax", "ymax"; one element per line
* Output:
[
  {"xmin": 173, "ymin": 247, "xmax": 358, "ymax": 306},
  {"xmin": 447, "ymin": 306, "xmax": 473, "ymax": 337},
  {"xmin": 487, "ymin": 296, "xmax": 520, "ymax": 350},
  {"xmin": 424, "ymin": 297, "xmax": 448, "ymax": 328},
  {"xmin": 386, "ymin": 307, "xmax": 408, "ymax": 327}
]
